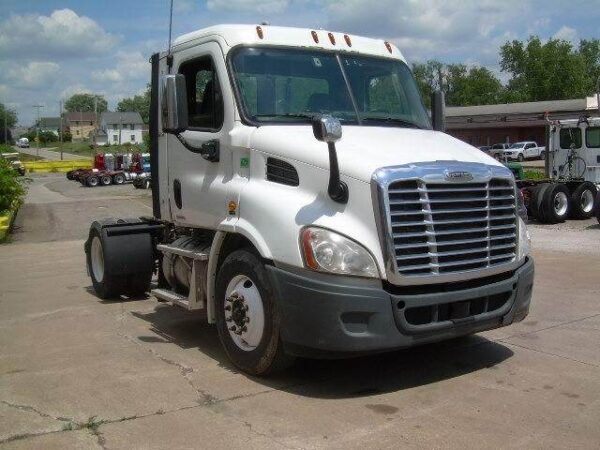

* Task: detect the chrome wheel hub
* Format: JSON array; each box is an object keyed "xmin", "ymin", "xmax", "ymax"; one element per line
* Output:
[
  {"xmin": 91, "ymin": 236, "xmax": 104, "ymax": 282},
  {"xmin": 224, "ymin": 275, "xmax": 264, "ymax": 351},
  {"xmin": 581, "ymin": 189, "xmax": 594, "ymax": 213},
  {"xmin": 554, "ymin": 191, "xmax": 568, "ymax": 216}
]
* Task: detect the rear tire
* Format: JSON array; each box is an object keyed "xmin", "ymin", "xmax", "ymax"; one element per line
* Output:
[
  {"xmin": 87, "ymin": 176, "xmax": 99, "ymax": 187},
  {"xmin": 529, "ymin": 184, "xmax": 550, "ymax": 223},
  {"xmin": 570, "ymin": 182, "xmax": 597, "ymax": 220},
  {"xmin": 113, "ymin": 174, "xmax": 125, "ymax": 185},
  {"xmin": 540, "ymin": 183, "xmax": 570, "ymax": 224},
  {"xmin": 539, "ymin": 150, "xmax": 546, "ymax": 160},
  {"xmin": 215, "ymin": 249, "xmax": 293, "ymax": 376},
  {"xmin": 100, "ymin": 175, "xmax": 112, "ymax": 186},
  {"xmin": 518, "ymin": 153, "xmax": 524, "ymax": 162},
  {"xmin": 86, "ymin": 230, "xmax": 123, "ymax": 299}
]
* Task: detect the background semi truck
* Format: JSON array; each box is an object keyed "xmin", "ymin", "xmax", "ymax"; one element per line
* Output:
[{"xmin": 85, "ymin": 25, "xmax": 534, "ymax": 375}]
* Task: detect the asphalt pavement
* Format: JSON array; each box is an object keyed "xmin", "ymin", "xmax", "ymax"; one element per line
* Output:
[{"xmin": 1, "ymin": 174, "xmax": 599, "ymax": 449}]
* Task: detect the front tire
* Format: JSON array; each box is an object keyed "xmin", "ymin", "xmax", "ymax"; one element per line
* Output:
[
  {"xmin": 518, "ymin": 153, "xmax": 524, "ymax": 162},
  {"xmin": 215, "ymin": 249, "xmax": 292, "ymax": 376}
]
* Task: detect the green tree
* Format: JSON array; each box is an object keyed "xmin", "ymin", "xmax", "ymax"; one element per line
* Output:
[
  {"xmin": 412, "ymin": 61, "xmax": 504, "ymax": 107},
  {"xmin": 64, "ymin": 93, "xmax": 108, "ymax": 113},
  {"xmin": 117, "ymin": 85, "xmax": 150, "ymax": 123},
  {"xmin": 0, "ymin": 103, "xmax": 17, "ymax": 128},
  {"xmin": 500, "ymin": 36, "xmax": 589, "ymax": 101},
  {"xmin": 578, "ymin": 39, "xmax": 600, "ymax": 94}
]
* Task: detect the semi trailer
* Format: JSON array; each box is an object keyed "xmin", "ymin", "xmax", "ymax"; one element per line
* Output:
[{"xmin": 85, "ymin": 25, "xmax": 534, "ymax": 375}]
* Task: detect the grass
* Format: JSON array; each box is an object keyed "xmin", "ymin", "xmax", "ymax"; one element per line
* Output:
[
  {"xmin": 523, "ymin": 169, "xmax": 545, "ymax": 180},
  {"xmin": 16, "ymin": 153, "xmax": 43, "ymax": 162}
]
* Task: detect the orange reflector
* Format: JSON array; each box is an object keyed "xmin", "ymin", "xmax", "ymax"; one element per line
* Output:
[
  {"xmin": 344, "ymin": 34, "xmax": 352, "ymax": 47},
  {"xmin": 328, "ymin": 32, "xmax": 336, "ymax": 45},
  {"xmin": 384, "ymin": 41, "xmax": 393, "ymax": 53},
  {"xmin": 311, "ymin": 30, "xmax": 319, "ymax": 43},
  {"xmin": 301, "ymin": 229, "xmax": 319, "ymax": 270},
  {"xmin": 256, "ymin": 26, "xmax": 264, "ymax": 39}
]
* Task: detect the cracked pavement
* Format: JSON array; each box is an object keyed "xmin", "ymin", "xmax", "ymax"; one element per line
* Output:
[{"xmin": 1, "ymin": 175, "xmax": 599, "ymax": 449}]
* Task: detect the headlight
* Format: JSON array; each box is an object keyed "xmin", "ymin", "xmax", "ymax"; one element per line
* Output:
[
  {"xmin": 300, "ymin": 227, "xmax": 379, "ymax": 278},
  {"xmin": 517, "ymin": 217, "xmax": 531, "ymax": 261}
]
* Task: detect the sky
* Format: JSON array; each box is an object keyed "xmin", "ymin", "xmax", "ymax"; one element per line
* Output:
[{"xmin": 1, "ymin": 0, "xmax": 599, "ymax": 126}]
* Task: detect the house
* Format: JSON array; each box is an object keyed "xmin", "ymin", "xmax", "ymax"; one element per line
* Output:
[
  {"xmin": 446, "ymin": 95, "xmax": 600, "ymax": 147},
  {"xmin": 95, "ymin": 112, "xmax": 144, "ymax": 146},
  {"xmin": 34, "ymin": 117, "xmax": 61, "ymax": 136},
  {"xmin": 65, "ymin": 112, "xmax": 97, "ymax": 140}
]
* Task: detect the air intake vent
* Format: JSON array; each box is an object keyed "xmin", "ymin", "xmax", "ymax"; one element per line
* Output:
[{"xmin": 266, "ymin": 157, "xmax": 299, "ymax": 186}]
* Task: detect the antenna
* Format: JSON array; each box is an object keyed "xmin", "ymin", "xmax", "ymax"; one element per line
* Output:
[
  {"xmin": 167, "ymin": 0, "xmax": 174, "ymax": 70},
  {"xmin": 168, "ymin": 0, "xmax": 174, "ymax": 53}
]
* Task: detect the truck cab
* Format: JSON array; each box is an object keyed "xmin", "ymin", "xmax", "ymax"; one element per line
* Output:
[{"xmin": 85, "ymin": 25, "xmax": 534, "ymax": 375}]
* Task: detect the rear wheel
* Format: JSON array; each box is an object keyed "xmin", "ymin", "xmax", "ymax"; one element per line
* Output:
[
  {"xmin": 215, "ymin": 249, "xmax": 292, "ymax": 376},
  {"xmin": 529, "ymin": 184, "xmax": 550, "ymax": 222},
  {"xmin": 113, "ymin": 174, "xmax": 125, "ymax": 185},
  {"xmin": 539, "ymin": 150, "xmax": 546, "ymax": 160},
  {"xmin": 144, "ymin": 179, "xmax": 151, "ymax": 190},
  {"xmin": 518, "ymin": 153, "xmax": 524, "ymax": 162},
  {"xmin": 541, "ymin": 183, "xmax": 570, "ymax": 224},
  {"xmin": 87, "ymin": 231, "xmax": 122, "ymax": 299},
  {"xmin": 87, "ymin": 176, "xmax": 99, "ymax": 187},
  {"xmin": 100, "ymin": 175, "xmax": 112, "ymax": 186},
  {"xmin": 570, "ymin": 182, "xmax": 597, "ymax": 220}
]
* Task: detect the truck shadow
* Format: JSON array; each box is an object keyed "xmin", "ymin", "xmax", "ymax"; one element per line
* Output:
[{"xmin": 131, "ymin": 304, "xmax": 514, "ymax": 399}]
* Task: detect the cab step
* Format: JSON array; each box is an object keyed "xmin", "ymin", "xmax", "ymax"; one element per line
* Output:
[{"xmin": 151, "ymin": 288, "xmax": 192, "ymax": 310}]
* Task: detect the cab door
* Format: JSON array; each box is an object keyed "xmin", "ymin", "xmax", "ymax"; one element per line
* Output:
[{"xmin": 166, "ymin": 42, "xmax": 234, "ymax": 228}]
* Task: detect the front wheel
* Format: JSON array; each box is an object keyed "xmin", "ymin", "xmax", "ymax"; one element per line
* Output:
[
  {"xmin": 518, "ymin": 153, "xmax": 524, "ymax": 162},
  {"xmin": 215, "ymin": 249, "xmax": 292, "ymax": 376}
]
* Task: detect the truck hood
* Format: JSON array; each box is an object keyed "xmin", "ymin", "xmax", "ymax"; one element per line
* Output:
[{"xmin": 249, "ymin": 125, "xmax": 502, "ymax": 183}]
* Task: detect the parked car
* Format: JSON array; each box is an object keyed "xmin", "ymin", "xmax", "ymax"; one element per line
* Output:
[
  {"xmin": 477, "ymin": 145, "xmax": 490, "ymax": 153},
  {"xmin": 16, "ymin": 138, "xmax": 29, "ymax": 148},
  {"xmin": 504, "ymin": 141, "xmax": 545, "ymax": 161},
  {"xmin": 489, "ymin": 143, "xmax": 510, "ymax": 160}
]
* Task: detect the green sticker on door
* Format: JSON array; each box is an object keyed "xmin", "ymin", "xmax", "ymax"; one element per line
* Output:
[{"xmin": 240, "ymin": 157, "xmax": 249, "ymax": 168}]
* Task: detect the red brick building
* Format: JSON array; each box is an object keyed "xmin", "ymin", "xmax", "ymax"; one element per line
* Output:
[{"xmin": 446, "ymin": 96, "xmax": 600, "ymax": 147}]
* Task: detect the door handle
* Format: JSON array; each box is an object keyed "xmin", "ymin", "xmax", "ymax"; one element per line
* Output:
[{"xmin": 200, "ymin": 140, "xmax": 220, "ymax": 162}]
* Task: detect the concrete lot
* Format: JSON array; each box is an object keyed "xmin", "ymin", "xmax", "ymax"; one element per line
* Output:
[{"xmin": 1, "ymin": 175, "xmax": 599, "ymax": 449}]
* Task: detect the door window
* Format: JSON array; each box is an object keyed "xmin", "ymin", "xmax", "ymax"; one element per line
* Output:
[
  {"xmin": 179, "ymin": 56, "xmax": 224, "ymax": 130},
  {"xmin": 560, "ymin": 128, "xmax": 582, "ymax": 149},
  {"xmin": 586, "ymin": 127, "xmax": 600, "ymax": 148}
]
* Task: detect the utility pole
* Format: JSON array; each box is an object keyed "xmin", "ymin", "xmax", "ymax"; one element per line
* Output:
[
  {"xmin": 58, "ymin": 100, "xmax": 63, "ymax": 160},
  {"xmin": 3, "ymin": 107, "xmax": 6, "ymax": 146},
  {"xmin": 33, "ymin": 104, "xmax": 44, "ymax": 157}
]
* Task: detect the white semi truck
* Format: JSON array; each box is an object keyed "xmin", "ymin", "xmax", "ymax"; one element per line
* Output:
[{"xmin": 85, "ymin": 25, "xmax": 534, "ymax": 375}]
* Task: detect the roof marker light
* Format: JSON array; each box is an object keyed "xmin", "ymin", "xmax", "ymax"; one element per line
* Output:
[
  {"xmin": 256, "ymin": 26, "xmax": 264, "ymax": 39},
  {"xmin": 384, "ymin": 41, "xmax": 393, "ymax": 53},
  {"xmin": 311, "ymin": 30, "xmax": 319, "ymax": 43},
  {"xmin": 344, "ymin": 34, "xmax": 352, "ymax": 47},
  {"xmin": 328, "ymin": 32, "xmax": 336, "ymax": 45}
]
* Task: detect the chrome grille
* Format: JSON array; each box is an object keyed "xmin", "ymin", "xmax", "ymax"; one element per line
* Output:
[{"xmin": 387, "ymin": 178, "xmax": 517, "ymax": 277}]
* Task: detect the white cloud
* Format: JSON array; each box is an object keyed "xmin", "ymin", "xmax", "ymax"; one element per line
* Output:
[
  {"xmin": 0, "ymin": 61, "xmax": 60, "ymax": 89},
  {"xmin": 207, "ymin": 0, "xmax": 290, "ymax": 14},
  {"xmin": 0, "ymin": 9, "xmax": 118, "ymax": 59},
  {"xmin": 553, "ymin": 25, "xmax": 578, "ymax": 43}
]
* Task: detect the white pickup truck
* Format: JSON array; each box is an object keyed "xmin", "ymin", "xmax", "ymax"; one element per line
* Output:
[{"xmin": 503, "ymin": 141, "xmax": 546, "ymax": 161}]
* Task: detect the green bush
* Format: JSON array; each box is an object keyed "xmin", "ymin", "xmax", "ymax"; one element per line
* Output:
[
  {"xmin": 0, "ymin": 144, "xmax": 13, "ymax": 154},
  {"xmin": 0, "ymin": 158, "xmax": 27, "ymax": 213},
  {"xmin": 523, "ymin": 169, "xmax": 545, "ymax": 180}
]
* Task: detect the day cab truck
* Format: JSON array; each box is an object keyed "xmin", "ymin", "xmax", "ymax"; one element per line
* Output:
[
  {"xmin": 516, "ymin": 116, "xmax": 600, "ymax": 224},
  {"xmin": 85, "ymin": 25, "xmax": 534, "ymax": 375}
]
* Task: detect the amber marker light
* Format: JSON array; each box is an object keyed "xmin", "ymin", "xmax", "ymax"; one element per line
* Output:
[
  {"xmin": 311, "ymin": 30, "xmax": 319, "ymax": 43},
  {"xmin": 301, "ymin": 229, "xmax": 319, "ymax": 270},
  {"xmin": 256, "ymin": 26, "xmax": 264, "ymax": 39},
  {"xmin": 344, "ymin": 34, "xmax": 352, "ymax": 47},
  {"xmin": 384, "ymin": 41, "xmax": 393, "ymax": 53},
  {"xmin": 328, "ymin": 32, "xmax": 336, "ymax": 45}
]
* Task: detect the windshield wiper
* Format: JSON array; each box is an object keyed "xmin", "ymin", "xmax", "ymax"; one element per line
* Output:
[
  {"xmin": 361, "ymin": 117, "xmax": 424, "ymax": 129},
  {"xmin": 253, "ymin": 113, "xmax": 316, "ymax": 121}
]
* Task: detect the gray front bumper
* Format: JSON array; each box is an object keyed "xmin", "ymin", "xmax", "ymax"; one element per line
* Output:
[{"xmin": 268, "ymin": 258, "xmax": 534, "ymax": 358}]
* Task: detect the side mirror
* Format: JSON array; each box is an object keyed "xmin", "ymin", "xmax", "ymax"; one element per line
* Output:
[
  {"xmin": 312, "ymin": 115, "xmax": 348, "ymax": 204},
  {"xmin": 431, "ymin": 90, "xmax": 446, "ymax": 132},
  {"xmin": 312, "ymin": 115, "xmax": 342, "ymax": 143},
  {"xmin": 161, "ymin": 74, "xmax": 188, "ymax": 134}
]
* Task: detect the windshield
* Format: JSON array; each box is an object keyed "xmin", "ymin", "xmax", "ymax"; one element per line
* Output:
[
  {"xmin": 509, "ymin": 143, "xmax": 525, "ymax": 149},
  {"xmin": 230, "ymin": 47, "xmax": 431, "ymax": 129}
]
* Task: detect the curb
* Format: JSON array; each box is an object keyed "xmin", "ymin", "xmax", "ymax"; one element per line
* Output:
[{"xmin": 0, "ymin": 203, "xmax": 20, "ymax": 242}]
